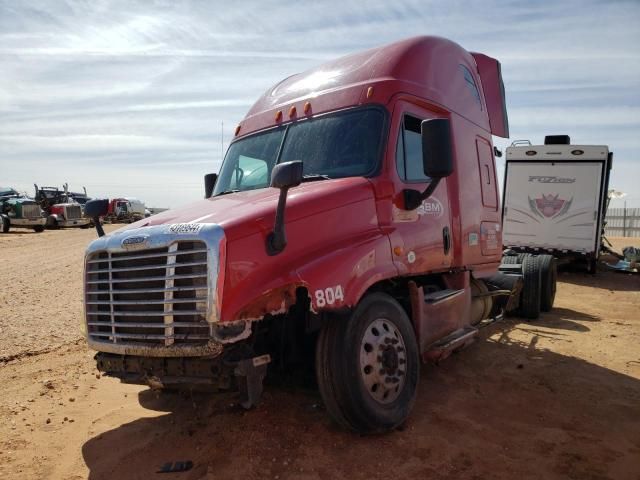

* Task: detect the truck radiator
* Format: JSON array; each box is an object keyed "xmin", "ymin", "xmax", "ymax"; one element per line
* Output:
[
  {"xmin": 65, "ymin": 204, "xmax": 82, "ymax": 219},
  {"xmin": 22, "ymin": 204, "xmax": 41, "ymax": 219},
  {"xmin": 85, "ymin": 241, "xmax": 210, "ymax": 347}
]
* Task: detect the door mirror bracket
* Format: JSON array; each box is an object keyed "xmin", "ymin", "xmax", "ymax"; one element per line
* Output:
[{"xmin": 266, "ymin": 161, "xmax": 303, "ymax": 255}]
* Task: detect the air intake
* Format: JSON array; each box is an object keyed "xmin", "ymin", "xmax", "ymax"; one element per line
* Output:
[{"xmin": 544, "ymin": 135, "xmax": 570, "ymax": 145}]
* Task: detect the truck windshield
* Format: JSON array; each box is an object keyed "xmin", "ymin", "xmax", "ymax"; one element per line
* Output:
[
  {"xmin": 213, "ymin": 108, "xmax": 385, "ymax": 195},
  {"xmin": 0, "ymin": 188, "xmax": 18, "ymax": 197}
]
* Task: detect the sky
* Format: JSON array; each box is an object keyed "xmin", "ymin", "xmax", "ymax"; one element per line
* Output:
[{"xmin": 1, "ymin": 0, "xmax": 639, "ymax": 208}]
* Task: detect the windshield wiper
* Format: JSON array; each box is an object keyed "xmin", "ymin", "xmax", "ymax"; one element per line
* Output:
[
  {"xmin": 301, "ymin": 174, "xmax": 331, "ymax": 182},
  {"xmin": 216, "ymin": 189, "xmax": 240, "ymax": 196}
]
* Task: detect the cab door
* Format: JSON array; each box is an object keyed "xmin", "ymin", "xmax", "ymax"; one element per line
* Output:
[{"xmin": 388, "ymin": 102, "xmax": 453, "ymax": 274}]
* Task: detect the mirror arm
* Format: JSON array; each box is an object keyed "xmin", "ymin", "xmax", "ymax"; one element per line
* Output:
[
  {"xmin": 403, "ymin": 177, "xmax": 442, "ymax": 210},
  {"xmin": 93, "ymin": 217, "xmax": 105, "ymax": 237},
  {"xmin": 266, "ymin": 187, "xmax": 289, "ymax": 255}
]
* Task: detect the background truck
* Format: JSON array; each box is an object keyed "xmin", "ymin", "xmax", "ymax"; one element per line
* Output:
[
  {"xmin": 0, "ymin": 186, "xmax": 46, "ymax": 233},
  {"xmin": 34, "ymin": 183, "xmax": 91, "ymax": 229},
  {"xmin": 503, "ymin": 136, "xmax": 612, "ymax": 273},
  {"xmin": 82, "ymin": 36, "xmax": 556, "ymax": 434},
  {"xmin": 104, "ymin": 197, "xmax": 146, "ymax": 223}
]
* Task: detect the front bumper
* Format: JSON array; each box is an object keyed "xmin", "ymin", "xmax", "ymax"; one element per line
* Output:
[
  {"xmin": 10, "ymin": 218, "xmax": 46, "ymax": 228},
  {"xmin": 57, "ymin": 217, "xmax": 91, "ymax": 227},
  {"xmin": 96, "ymin": 352, "xmax": 234, "ymax": 390}
]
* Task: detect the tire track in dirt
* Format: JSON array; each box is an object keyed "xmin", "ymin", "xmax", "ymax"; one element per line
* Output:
[{"xmin": 0, "ymin": 226, "xmax": 119, "ymax": 359}]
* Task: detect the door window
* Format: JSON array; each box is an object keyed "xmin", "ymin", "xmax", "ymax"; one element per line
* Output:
[{"xmin": 396, "ymin": 115, "xmax": 430, "ymax": 183}]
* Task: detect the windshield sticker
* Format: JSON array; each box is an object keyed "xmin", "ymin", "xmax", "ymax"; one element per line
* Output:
[{"xmin": 168, "ymin": 223, "xmax": 204, "ymax": 234}]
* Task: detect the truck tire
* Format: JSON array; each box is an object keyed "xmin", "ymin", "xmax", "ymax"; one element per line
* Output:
[
  {"xmin": 315, "ymin": 292, "xmax": 419, "ymax": 434},
  {"xmin": 518, "ymin": 255, "xmax": 541, "ymax": 320},
  {"xmin": 33, "ymin": 225, "xmax": 45, "ymax": 233},
  {"xmin": 502, "ymin": 253, "xmax": 529, "ymax": 265},
  {"xmin": 1, "ymin": 216, "xmax": 9, "ymax": 233},
  {"xmin": 538, "ymin": 255, "xmax": 557, "ymax": 312},
  {"xmin": 46, "ymin": 216, "xmax": 59, "ymax": 229},
  {"xmin": 501, "ymin": 255, "xmax": 519, "ymax": 265}
]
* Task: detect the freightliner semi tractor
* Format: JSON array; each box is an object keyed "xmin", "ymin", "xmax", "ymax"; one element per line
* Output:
[{"xmin": 82, "ymin": 36, "xmax": 556, "ymax": 433}]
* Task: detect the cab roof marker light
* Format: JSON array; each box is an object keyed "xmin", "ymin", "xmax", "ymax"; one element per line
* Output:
[
  {"xmin": 303, "ymin": 102, "xmax": 311, "ymax": 114},
  {"xmin": 234, "ymin": 124, "xmax": 241, "ymax": 136},
  {"xmin": 275, "ymin": 111, "xmax": 283, "ymax": 122},
  {"xmin": 289, "ymin": 106, "xmax": 296, "ymax": 118},
  {"xmin": 366, "ymin": 86, "xmax": 374, "ymax": 98}
]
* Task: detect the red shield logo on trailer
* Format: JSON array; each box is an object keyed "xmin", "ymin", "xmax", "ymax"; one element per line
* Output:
[{"xmin": 529, "ymin": 194, "xmax": 572, "ymax": 218}]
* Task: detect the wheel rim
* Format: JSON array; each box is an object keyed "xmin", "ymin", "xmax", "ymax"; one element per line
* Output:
[{"xmin": 359, "ymin": 318, "xmax": 407, "ymax": 404}]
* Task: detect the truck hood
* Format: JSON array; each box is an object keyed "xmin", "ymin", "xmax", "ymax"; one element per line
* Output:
[
  {"xmin": 6, "ymin": 197, "xmax": 38, "ymax": 206},
  {"xmin": 117, "ymin": 177, "xmax": 375, "ymax": 240}
]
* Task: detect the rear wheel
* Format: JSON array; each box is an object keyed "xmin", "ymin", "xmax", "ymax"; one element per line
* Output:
[
  {"xmin": 518, "ymin": 255, "xmax": 541, "ymax": 320},
  {"xmin": 502, "ymin": 253, "xmax": 529, "ymax": 265},
  {"xmin": 316, "ymin": 292, "xmax": 419, "ymax": 434},
  {"xmin": 33, "ymin": 225, "xmax": 45, "ymax": 233},
  {"xmin": 501, "ymin": 255, "xmax": 519, "ymax": 265},
  {"xmin": 538, "ymin": 255, "xmax": 557, "ymax": 312}
]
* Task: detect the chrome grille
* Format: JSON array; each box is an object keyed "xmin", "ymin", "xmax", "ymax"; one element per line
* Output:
[
  {"xmin": 65, "ymin": 204, "xmax": 82, "ymax": 219},
  {"xmin": 85, "ymin": 240, "xmax": 210, "ymax": 346},
  {"xmin": 22, "ymin": 204, "xmax": 41, "ymax": 219}
]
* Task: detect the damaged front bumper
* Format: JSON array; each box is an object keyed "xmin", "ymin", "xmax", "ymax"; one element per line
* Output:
[{"xmin": 96, "ymin": 351, "xmax": 271, "ymax": 408}]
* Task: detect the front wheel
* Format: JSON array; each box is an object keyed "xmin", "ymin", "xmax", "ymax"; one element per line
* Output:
[
  {"xmin": 315, "ymin": 292, "xmax": 419, "ymax": 434},
  {"xmin": 33, "ymin": 225, "xmax": 45, "ymax": 233},
  {"xmin": 1, "ymin": 216, "xmax": 9, "ymax": 233}
]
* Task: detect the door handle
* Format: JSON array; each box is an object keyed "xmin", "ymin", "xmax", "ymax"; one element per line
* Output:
[{"xmin": 443, "ymin": 226, "xmax": 451, "ymax": 255}]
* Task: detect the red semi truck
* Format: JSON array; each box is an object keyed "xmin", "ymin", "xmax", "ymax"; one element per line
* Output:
[{"xmin": 82, "ymin": 36, "xmax": 555, "ymax": 433}]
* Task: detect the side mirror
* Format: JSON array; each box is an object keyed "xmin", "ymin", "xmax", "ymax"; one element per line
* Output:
[
  {"xmin": 85, "ymin": 199, "xmax": 109, "ymax": 237},
  {"xmin": 266, "ymin": 161, "xmax": 303, "ymax": 255},
  {"xmin": 270, "ymin": 161, "xmax": 303, "ymax": 189},
  {"xmin": 421, "ymin": 118, "xmax": 454, "ymax": 179},
  {"xmin": 403, "ymin": 119, "xmax": 455, "ymax": 210},
  {"xmin": 204, "ymin": 173, "xmax": 218, "ymax": 199}
]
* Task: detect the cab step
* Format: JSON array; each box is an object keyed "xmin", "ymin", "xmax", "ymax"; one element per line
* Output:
[
  {"xmin": 424, "ymin": 288, "xmax": 464, "ymax": 303},
  {"xmin": 424, "ymin": 326, "xmax": 478, "ymax": 363}
]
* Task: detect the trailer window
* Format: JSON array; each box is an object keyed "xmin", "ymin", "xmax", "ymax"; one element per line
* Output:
[{"xmin": 396, "ymin": 115, "xmax": 430, "ymax": 183}]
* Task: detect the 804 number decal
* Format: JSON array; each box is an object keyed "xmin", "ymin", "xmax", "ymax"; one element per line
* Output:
[{"xmin": 314, "ymin": 285, "xmax": 344, "ymax": 308}]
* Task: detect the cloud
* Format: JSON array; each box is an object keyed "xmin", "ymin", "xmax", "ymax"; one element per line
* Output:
[{"xmin": 1, "ymin": 0, "xmax": 639, "ymax": 207}]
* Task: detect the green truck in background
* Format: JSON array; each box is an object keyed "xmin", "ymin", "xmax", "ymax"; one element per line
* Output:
[{"xmin": 0, "ymin": 187, "xmax": 46, "ymax": 233}]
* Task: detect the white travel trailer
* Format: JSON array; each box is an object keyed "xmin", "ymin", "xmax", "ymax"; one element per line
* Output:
[{"xmin": 502, "ymin": 135, "xmax": 612, "ymax": 273}]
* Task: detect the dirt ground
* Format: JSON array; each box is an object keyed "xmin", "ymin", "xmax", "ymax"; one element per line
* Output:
[{"xmin": 0, "ymin": 228, "xmax": 639, "ymax": 480}]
